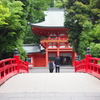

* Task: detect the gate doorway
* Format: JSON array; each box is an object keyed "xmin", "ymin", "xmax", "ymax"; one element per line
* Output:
[{"xmin": 60, "ymin": 56, "xmax": 72, "ymax": 65}]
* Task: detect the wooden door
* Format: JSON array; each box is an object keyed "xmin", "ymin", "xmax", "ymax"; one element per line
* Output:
[{"xmin": 34, "ymin": 54, "xmax": 46, "ymax": 67}]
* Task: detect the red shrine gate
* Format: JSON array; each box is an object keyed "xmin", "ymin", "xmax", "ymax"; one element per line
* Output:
[{"xmin": 27, "ymin": 26, "xmax": 76, "ymax": 67}]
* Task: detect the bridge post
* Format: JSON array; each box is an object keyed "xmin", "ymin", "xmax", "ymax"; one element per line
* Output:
[
  {"xmin": 85, "ymin": 47, "xmax": 92, "ymax": 73},
  {"xmin": 74, "ymin": 56, "xmax": 79, "ymax": 72},
  {"xmin": 13, "ymin": 48, "xmax": 20, "ymax": 73}
]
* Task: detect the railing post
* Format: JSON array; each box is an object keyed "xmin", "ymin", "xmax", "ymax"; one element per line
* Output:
[
  {"xmin": 25, "ymin": 57, "xmax": 29, "ymax": 72},
  {"xmin": 13, "ymin": 48, "xmax": 20, "ymax": 73},
  {"xmin": 74, "ymin": 56, "xmax": 79, "ymax": 72},
  {"xmin": 85, "ymin": 47, "xmax": 92, "ymax": 73},
  {"xmin": 25, "ymin": 57, "xmax": 29, "ymax": 73}
]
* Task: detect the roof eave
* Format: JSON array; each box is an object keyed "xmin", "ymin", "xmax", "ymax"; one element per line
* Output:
[{"xmin": 31, "ymin": 24, "xmax": 65, "ymax": 28}]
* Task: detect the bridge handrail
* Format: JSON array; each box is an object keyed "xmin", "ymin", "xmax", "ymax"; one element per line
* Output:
[
  {"xmin": 75, "ymin": 55, "xmax": 100, "ymax": 79},
  {"xmin": 0, "ymin": 56, "xmax": 28, "ymax": 85}
]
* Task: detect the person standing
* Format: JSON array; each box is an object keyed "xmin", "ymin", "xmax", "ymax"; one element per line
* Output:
[
  {"xmin": 54, "ymin": 56, "xmax": 61, "ymax": 73},
  {"xmin": 48, "ymin": 59, "xmax": 54, "ymax": 73}
]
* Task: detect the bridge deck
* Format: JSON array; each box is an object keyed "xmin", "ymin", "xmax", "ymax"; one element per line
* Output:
[{"xmin": 0, "ymin": 67, "xmax": 100, "ymax": 100}]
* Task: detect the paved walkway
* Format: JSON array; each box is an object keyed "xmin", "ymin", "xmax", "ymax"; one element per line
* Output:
[
  {"xmin": 0, "ymin": 67, "xmax": 100, "ymax": 100},
  {"xmin": 29, "ymin": 66, "xmax": 74, "ymax": 73}
]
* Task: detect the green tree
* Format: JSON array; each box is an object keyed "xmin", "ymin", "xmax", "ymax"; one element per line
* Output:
[
  {"xmin": 48, "ymin": 0, "xmax": 54, "ymax": 7},
  {"xmin": 78, "ymin": 22, "xmax": 100, "ymax": 58},
  {"xmin": 0, "ymin": 0, "xmax": 49, "ymax": 60},
  {"xmin": 0, "ymin": 1, "xmax": 10, "ymax": 25},
  {"xmin": 64, "ymin": 0, "xmax": 100, "ymax": 58},
  {"xmin": 19, "ymin": 0, "xmax": 48, "ymax": 44},
  {"xmin": 90, "ymin": 43, "xmax": 100, "ymax": 58},
  {"xmin": 54, "ymin": 0, "xmax": 63, "ymax": 7},
  {"xmin": 0, "ymin": 0, "xmax": 26, "ymax": 60}
]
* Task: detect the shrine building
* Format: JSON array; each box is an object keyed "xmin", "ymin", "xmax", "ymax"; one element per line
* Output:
[{"xmin": 24, "ymin": 8, "xmax": 76, "ymax": 67}]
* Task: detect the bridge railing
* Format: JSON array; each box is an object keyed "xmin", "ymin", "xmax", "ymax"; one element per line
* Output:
[
  {"xmin": 74, "ymin": 47, "xmax": 100, "ymax": 79},
  {"xmin": 0, "ymin": 48, "xmax": 28, "ymax": 85}
]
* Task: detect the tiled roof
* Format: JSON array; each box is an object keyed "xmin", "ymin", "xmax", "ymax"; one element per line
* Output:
[
  {"xmin": 31, "ymin": 8, "xmax": 65, "ymax": 28},
  {"xmin": 23, "ymin": 44, "xmax": 40, "ymax": 53}
]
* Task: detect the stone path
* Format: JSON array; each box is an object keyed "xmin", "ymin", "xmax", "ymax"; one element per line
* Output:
[
  {"xmin": 0, "ymin": 67, "xmax": 100, "ymax": 100},
  {"xmin": 29, "ymin": 66, "xmax": 74, "ymax": 73}
]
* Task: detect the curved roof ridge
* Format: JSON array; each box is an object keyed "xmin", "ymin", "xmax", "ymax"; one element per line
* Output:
[
  {"xmin": 31, "ymin": 7, "xmax": 65, "ymax": 28},
  {"xmin": 48, "ymin": 7, "xmax": 64, "ymax": 11}
]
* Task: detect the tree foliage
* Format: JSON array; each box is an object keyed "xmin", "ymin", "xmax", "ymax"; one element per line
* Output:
[
  {"xmin": 48, "ymin": 0, "xmax": 54, "ymax": 7},
  {"xmin": 90, "ymin": 43, "xmax": 100, "ymax": 58},
  {"xmin": 0, "ymin": 1, "xmax": 10, "ymax": 25},
  {"xmin": 20, "ymin": 0, "xmax": 48, "ymax": 44},
  {"xmin": 62, "ymin": 0, "xmax": 100, "ymax": 58},
  {"xmin": 0, "ymin": 0, "xmax": 26, "ymax": 60},
  {"xmin": 0, "ymin": 0, "xmax": 48, "ymax": 60}
]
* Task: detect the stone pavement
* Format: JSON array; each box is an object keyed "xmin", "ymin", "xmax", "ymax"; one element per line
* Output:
[
  {"xmin": 0, "ymin": 66, "xmax": 100, "ymax": 100},
  {"xmin": 29, "ymin": 66, "xmax": 74, "ymax": 73}
]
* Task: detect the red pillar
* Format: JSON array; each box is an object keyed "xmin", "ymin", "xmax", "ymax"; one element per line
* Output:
[
  {"xmin": 31, "ymin": 56, "xmax": 34, "ymax": 67},
  {"xmin": 46, "ymin": 48, "xmax": 48, "ymax": 67},
  {"xmin": 57, "ymin": 48, "xmax": 59, "ymax": 57},
  {"xmin": 72, "ymin": 52, "xmax": 76, "ymax": 66},
  {"xmin": 57, "ymin": 42, "xmax": 60, "ymax": 57}
]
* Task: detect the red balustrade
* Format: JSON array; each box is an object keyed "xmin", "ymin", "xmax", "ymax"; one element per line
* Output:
[
  {"xmin": 0, "ymin": 55, "xmax": 28, "ymax": 85},
  {"xmin": 75, "ymin": 58, "xmax": 86, "ymax": 73},
  {"xmin": 74, "ymin": 55, "xmax": 100, "ymax": 79},
  {"xmin": 40, "ymin": 37, "xmax": 68, "ymax": 41}
]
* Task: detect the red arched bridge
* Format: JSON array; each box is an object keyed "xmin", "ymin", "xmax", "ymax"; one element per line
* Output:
[
  {"xmin": 0, "ymin": 48, "xmax": 100, "ymax": 100},
  {"xmin": 0, "ymin": 47, "xmax": 100, "ymax": 85}
]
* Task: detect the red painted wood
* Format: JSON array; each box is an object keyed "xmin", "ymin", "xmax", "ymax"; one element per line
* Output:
[
  {"xmin": 32, "ymin": 27, "xmax": 68, "ymax": 36},
  {"xmin": 31, "ymin": 26, "xmax": 75, "ymax": 67},
  {"xmin": 34, "ymin": 54, "xmax": 46, "ymax": 67},
  {"xmin": 0, "ymin": 56, "xmax": 28, "ymax": 85},
  {"xmin": 74, "ymin": 55, "xmax": 100, "ymax": 79}
]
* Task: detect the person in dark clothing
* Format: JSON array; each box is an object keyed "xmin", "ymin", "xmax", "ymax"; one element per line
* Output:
[
  {"xmin": 48, "ymin": 59, "xmax": 54, "ymax": 73},
  {"xmin": 54, "ymin": 56, "xmax": 61, "ymax": 73}
]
